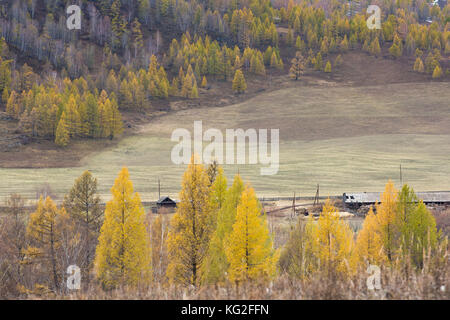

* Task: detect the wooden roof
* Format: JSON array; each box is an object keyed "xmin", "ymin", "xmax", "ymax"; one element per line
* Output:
[{"xmin": 157, "ymin": 196, "xmax": 177, "ymax": 204}]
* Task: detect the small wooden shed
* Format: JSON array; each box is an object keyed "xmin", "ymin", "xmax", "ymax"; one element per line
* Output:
[{"xmin": 156, "ymin": 196, "xmax": 177, "ymax": 211}]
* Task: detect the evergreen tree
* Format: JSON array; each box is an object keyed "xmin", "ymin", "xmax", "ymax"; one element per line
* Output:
[
  {"xmin": 224, "ymin": 185, "xmax": 279, "ymax": 282},
  {"xmin": 63, "ymin": 171, "xmax": 102, "ymax": 283},
  {"xmin": 85, "ymin": 93, "xmax": 100, "ymax": 137},
  {"xmin": 396, "ymin": 185, "xmax": 439, "ymax": 268},
  {"xmin": 289, "ymin": 51, "xmax": 305, "ymax": 80},
  {"xmin": 111, "ymin": 0, "xmax": 127, "ymax": 50},
  {"xmin": 375, "ymin": 181, "xmax": 399, "ymax": 262},
  {"xmin": 340, "ymin": 35, "xmax": 349, "ymax": 52},
  {"xmin": 414, "ymin": 57, "xmax": 425, "ymax": 73},
  {"xmin": 203, "ymin": 168, "xmax": 231, "ymax": 284},
  {"xmin": 201, "ymin": 76, "xmax": 208, "ymax": 88},
  {"xmin": 190, "ymin": 82, "xmax": 199, "ymax": 99},
  {"xmin": 131, "ymin": 18, "xmax": 144, "ymax": 59},
  {"xmin": 389, "ymin": 43, "xmax": 402, "ymax": 58},
  {"xmin": 55, "ymin": 113, "xmax": 69, "ymax": 147},
  {"xmin": 286, "ymin": 28, "xmax": 294, "ymax": 46},
  {"xmin": 232, "ymin": 69, "xmax": 247, "ymax": 94},
  {"xmin": 324, "ymin": 61, "xmax": 332, "ymax": 73},
  {"xmin": 295, "ymin": 36, "xmax": 303, "ymax": 51},
  {"xmin": 167, "ymin": 155, "xmax": 213, "ymax": 286},
  {"xmin": 95, "ymin": 167, "xmax": 151, "ymax": 289},
  {"xmin": 334, "ymin": 54, "xmax": 343, "ymax": 67},
  {"xmin": 353, "ymin": 207, "xmax": 385, "ymax": 267},
  {"xmin": 320, "ymin": 37, "xmax": 329, "ymax": 55},
  {"xmin": 406, "ymin": 201, "xmax": 439, "ymax": 267},
  {"xmin": 25, "ymin": 196, "xmax": 67, "ymax": 290},
  {"xmin": 6, "ymin": 90, "xmax": 19, "ymax": 119},
  {"xmin": 108, "ymin": 98, "xmax": 123, "ymax": 139},
  {"xmin": 180, "ymin": 74, "xmax": 193, "ymax": 98},
  {"xmin": 370, "ymin": 37, "xmax": 381, "ymax": 57},
  {"xmin": 389, "ymin": 34, "xmax": 403, "ymax": 58},
  {"xmin": 65, "ymin": 96, "xmax": 81, "ymax": 137},
  {"xmin": 98, "ymin": 101, "xmax": 111, "ymax": 138},
  {"xmin": 204, "ymin": 174, "xmax": 244, "ymax": 283},
  {"xmin": 314, "ymin": 53, "xmax": 323, "ymax": 70},
  {"xmin": 305, "ymin": 200, "xmax": 353, "ymax": 276},
  {"xmin": 279, "ymin": 215, "xmax": 314, "ymax": 279},
  {"xmin": 432, "ymin": 65, "xmax": 443, "ymax": 78}
]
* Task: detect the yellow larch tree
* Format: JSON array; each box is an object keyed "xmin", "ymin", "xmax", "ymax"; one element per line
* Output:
[
  {"xmin": 98, "ymin": 100, "xmax": 112, "ymax": 138},
  {"xmin": 432, "ymin": 65, "xmax": 443, "ymax": 78},
  {"xmin": 232, "ymin": 69, "xmax": 246, "ymax": 94},
  {"xmin": 397, "ymin": 184, "xmax": 439, "ymax": 268},
  {"xmin": 55, "ymin": 112, "xmax": 69, "ymax": 147},
  {"xmin": 306, "ymin": 200, "xmax": 354, "ymax": 276},
  {"xmin": 65, "ymin": 95, "xmax": 81, "ymax": 137},
  {"xmin": 25, "ymin": 196, "xmax": 67, "ymax": 290},
  {"xmin": 180, "ymin": 73, "xmax": 193, "ymax": 98},
  {"xmin": 406, "ymin": 201, "xmax": 439, "ymax": 268},
  {"xmin": 166, "ymin": 155, "xmax": 213, "ymax": 286},
  {"xmin": 324, "ymin": 61, "xmax": 332, "ymax": 73},
  {"xmin": 204, "ymin": 174, "xmax": 243, "ymax": 284},
  {"xmin": 107, "ymin": 98, "xmax": 123, "ymax": 139},
  {"xmin": 413, "ymin": 57, "xmax": 425, "ymax": 73},
  {"xmin": 6, "ymin": 90, "xmax": 20, "ymax": 118},
  {"xmin": 190, "ymin": 81, "xmax": 199, "ymax": 99},
  {"xmin": 201, "ymin": 76, "xmax": 207, "ymax": 88},
  {"xmin": 375, "ymin": 180, "xmax": 399, "ymax": 262},
  {"xmin": 202, "ymin": 166, "xmax": 228, "ymax": 283},
  {"xmin": 396, "ymin": 184, "xmax": 419, "ymax": 251},
  {"xmin": 224, "ymin": 185, "xmax": 279, "ymax": 283},
  {"xmin": 94, "ymin": 167, "xmax": 151, "ymax": 289},
  {"xmin": 209, "ymin": 166, "xmax": 228, "ymax": 216},
  {"xmin": 289, "ymin": 51, "xmax": 305, "ymax": 80},
  {"xmin": 353, "ymin": 207, "xmax": 385, "ymax": 268}
]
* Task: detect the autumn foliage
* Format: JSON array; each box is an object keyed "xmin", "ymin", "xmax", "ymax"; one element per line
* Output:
[
  {"xmin": 94, "ymin": 167, "xmax": 151, "ymax": 289},
  {"xmin": 0, "ymin": 163, "xmax": 448, "ymax": 299}
]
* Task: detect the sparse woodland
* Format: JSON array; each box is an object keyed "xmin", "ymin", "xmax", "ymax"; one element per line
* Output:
[
  {"xmin": 0, "ymin": 0, "xmax": 448, "ymax": 147},
  {"xmin": 0, "ymin": 157, "xmax": 448, "ymax": 299}
]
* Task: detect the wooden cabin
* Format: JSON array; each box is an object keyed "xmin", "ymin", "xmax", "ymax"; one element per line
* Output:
[{"xmin": 155, "ymin": 196, "xmax": 177, "ymax": 212}]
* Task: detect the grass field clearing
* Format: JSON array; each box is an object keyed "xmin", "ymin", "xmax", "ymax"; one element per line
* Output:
[{"xmin": 1, "ymin": 82, "xmax": 449, "ymax": 202}]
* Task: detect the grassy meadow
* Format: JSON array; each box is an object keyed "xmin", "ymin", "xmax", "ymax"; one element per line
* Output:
[{"xmin": 1, "ymin": 82, "xmax": 450, "ymax": 202}]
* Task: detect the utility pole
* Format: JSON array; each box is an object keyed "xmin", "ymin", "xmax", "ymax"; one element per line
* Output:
[
  {"xmin": 313, "ymin": 184, "xmax": 320, "ymax": 207},
  {"xmin": 400, "ymin": 164, "xmax": 403, "ymax": 186},
  {"xmin": 291, "ymin": 191, "xmax": 296, "ymax": 220}
]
